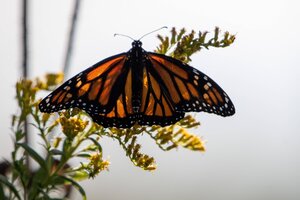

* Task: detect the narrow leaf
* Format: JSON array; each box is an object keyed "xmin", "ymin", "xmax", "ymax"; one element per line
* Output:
[
  {"xmin": 50, "ymin": 149, "xmax": 64, "ymax": 155},
  {"xmin": 17, "ymin": 142, "xmax": 48, "ymax": 171},
  {"xmin": 59, "ymin": 176, "xmax": 86, "ymax": 200},
  {"xmin": 0, "ymin": 175, "xmax": 21, "ymax": 200},
  {"xmin": 87, "ymin": 137, "xmax": 103, "ymax": 152},
  {"xmin": 75, "ymin": 153, "xmax": 91, "ymax": 158},
  {"xmin": 0, "ymin": 183, "xmax": 5, "ymax": 200}
]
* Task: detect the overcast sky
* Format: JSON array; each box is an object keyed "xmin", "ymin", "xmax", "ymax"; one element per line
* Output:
[{"xmin": 1, "ymin": 0, "xmax": 299, "ymax": 200}]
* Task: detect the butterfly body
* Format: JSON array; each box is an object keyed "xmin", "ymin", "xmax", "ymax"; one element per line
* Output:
[
  {"xmin": 127, "ymin": 41, "xmax": 145, "ymax": 112},
  {"xmin": 39, "ymin": 40, "xmax": 235, "ymax": 128}
]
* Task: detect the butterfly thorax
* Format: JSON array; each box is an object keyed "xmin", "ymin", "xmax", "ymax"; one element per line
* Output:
[{"xmin": 128, "ymin": 41, "xmax": 145, "ymax": 113}]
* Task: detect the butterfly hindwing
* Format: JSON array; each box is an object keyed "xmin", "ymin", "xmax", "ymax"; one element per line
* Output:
[
  {"xmin": 87, "ymin": 68, "xmax": 137, "ymax": 128},
  {"xmin": 137, "ymin": 60, "xmax": 185, "ymax": 126},
  {"xmin": 88, "ymin": 91, "xmax": 137, "ymax": 128}
]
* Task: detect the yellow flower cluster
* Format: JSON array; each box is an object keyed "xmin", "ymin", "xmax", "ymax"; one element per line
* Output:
[
  {"xmin": 126, "ymin": 136, "xmax": 156, "ymax": 171},
  {"xmin": 173, "ymin": 128, "xmax": 206, "ymax": 151},
  {"xmin": 34, "ymin": 73, "xmax": 64, "ymax": 90},
  {"xmin": 59, "ymin": 116, "xmax": 89, "ymax": 139},
  {"xmin": 156, "ymin": 27, "xmax": 236, "ymax": 63},
  {"xmin": 87, "ymin": 153, "xmax": 110, "ymax": 178},
  {"xmin": 146, "ymin": 115, "xmax": 205, "ymax": 152}
]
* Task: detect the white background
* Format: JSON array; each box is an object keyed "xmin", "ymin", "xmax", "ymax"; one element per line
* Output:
[{"xmin": 0, "ymin": 0, "xmax": 299, "ymax": 200}]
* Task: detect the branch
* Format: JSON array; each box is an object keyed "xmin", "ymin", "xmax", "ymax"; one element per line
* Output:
[
  {"xmin": 63, "ymin": 0, "xmax": 82, "ymax": 77},
  {"xmin": 21, "ymin": 0, "xmax": 30, "ymax": 177}
]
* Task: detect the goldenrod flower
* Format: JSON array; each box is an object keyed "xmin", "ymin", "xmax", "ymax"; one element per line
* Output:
[
  {"xmin": 59, "ymin": 116, "xmax": 89, "ymax": 139},
  {"xmin": 87, "ymin": 153, "xmax": 110, "ymax": 178},
  {"xmin": 45, "ymin": 73, "xmax": 64, "ymax": 87}
]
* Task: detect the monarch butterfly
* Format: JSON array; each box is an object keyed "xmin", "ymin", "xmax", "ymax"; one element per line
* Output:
[{"xmin": 39, "ymin": 40, "xmax": 235, "ymax": 128}]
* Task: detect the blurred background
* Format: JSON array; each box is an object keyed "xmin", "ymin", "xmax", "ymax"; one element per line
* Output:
[{"xmin": 1, "ymin": 0, "xmax": 299, "ymax": 199}]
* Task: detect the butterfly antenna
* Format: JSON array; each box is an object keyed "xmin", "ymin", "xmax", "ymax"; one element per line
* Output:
[
  {"xmin": 138, "ymin": 26, "xmax": 168, "ymax": 41},
  {"xmin": 114, "ymin": 33, "xmax": 135, "ymax": 41}
]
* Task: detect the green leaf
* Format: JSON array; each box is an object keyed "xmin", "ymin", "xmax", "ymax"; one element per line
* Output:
[
  {"xmin": 17, "ymin": 142, "xmax": 48, "ymax": 171},
  {"xmin": 36, "ymin": 188, "xmax": 52, "ymax": 200},
  {"xmin": 87, "ymin": 137, "xmax": 103, "ymax": 152},
  {"xmin": 49, "ymin": 175, "xmax": 66, "ymax": 185},
  {"xmin": 0, "ymin": 175, "xmax": 21, "ymax": 200},
  {"xmin": 71, "ymin": 170, "xmax": 89, "ymax": 181},
  {"xmin": 36, "ymin": 187, "xmax": 65, "ymax": 200},
  {"xmin": 0, "ymin": 183, "xmax": 5, "ymax": 200},
  {"xmin": 59, "ymin": 176, "xmax": 86, "ymax": 200},
  {"xmin": 15, "ymin": 129, "xmax": 25, "ymax": 141},
  {"xmin": 50, "ymin": 149, "xmax": 64, "ymax": 155},
  {"xmin": 75, "ymin": 153, "xmax": 91, "ymax": 158}
]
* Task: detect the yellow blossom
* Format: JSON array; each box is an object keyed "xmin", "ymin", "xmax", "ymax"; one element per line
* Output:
[
  {"xmin": 59, "ymin": 116, "xmax": 89, "ymax": 139},
  {"xmin": 45, "ymin": 73, "xmax": 64, "ymax": 87},
  {"xmin": 87, "ymin": 153, "xmax": 110, "ymax": 178},
  {"xmin": 53, "ymin": 137, "xmax": 62, "ymax": 148}
]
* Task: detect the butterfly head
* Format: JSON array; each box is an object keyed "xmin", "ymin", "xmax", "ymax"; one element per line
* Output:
[{"xmin": 132, "ymin": 40, "xmax": 142, "ymax": 48}]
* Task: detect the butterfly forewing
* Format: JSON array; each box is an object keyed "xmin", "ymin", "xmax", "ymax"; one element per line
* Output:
[
  {"xmin": 147, "ymin": 52, "xmax": 235, "ymax": 116},
  {"xmin": 39, "ymin": 53, "xmax": 128, "ymax": 114}
]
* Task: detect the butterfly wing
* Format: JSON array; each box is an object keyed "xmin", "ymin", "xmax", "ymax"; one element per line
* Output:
[
  {"xmin": 144, "ymin": 52, "xmax": 235, "ymax": 117},
  {"xmin": 39, "ymin": 46, "xmax": 235, "ymax": 128},
  {"xmin": 39, "ymin": 53, "xmax": 129, "ymax": 115},
  {"xmin": 88, "ymin": 67, "xmax": 137, "ymax": 128},
  {"xmin": 88, "ymin": 51, "xmax": 189, "ymax": 128},
  {"xmin": 137, "ymin": 59, "xmax": 185, "ymax": 126}
]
